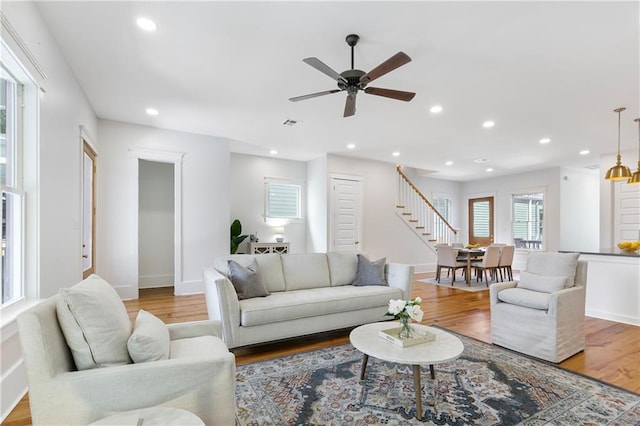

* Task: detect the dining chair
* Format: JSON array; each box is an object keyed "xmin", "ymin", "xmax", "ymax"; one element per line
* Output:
[
  {"xmin": 472, "ymin": 245, "xmax": 501, "ymax": 286},
  {"xmin": 436, "ymin": 245, "xmax": 467, "ymax": 284},
  {"xmin": 497, "ymin": 245, "xmax": 515, "ymax": 281}
]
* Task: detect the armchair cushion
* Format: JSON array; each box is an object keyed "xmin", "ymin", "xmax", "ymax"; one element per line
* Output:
[
  {"xmin": 526, "ymin": 252, "xmax": 580, "ymax": 288},
  {"xmin": 228, "ymin": 259, "xmax": 270, "ymax": 300},
  {"xmin": 351, "ymin": 254, "xmax": 387, "ymax": 286},
  {"xmin": 517, "ymin": 271, "xmax": 567, "ymax": 294},
  {"xmin": 56, "ymin": 275, "xmax": 132, "ymax": 370},
  {"xmin": 127, "ymin": 310, "xmax": 170, "ymax": 363},
  {"xmin": 498, "ymin": 287, "xmax": 550, "ymax": 310}
]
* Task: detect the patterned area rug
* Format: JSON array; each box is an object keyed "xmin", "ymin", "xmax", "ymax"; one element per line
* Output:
[{"xmin": 235, "ymin": 329, "xmax": 640, "ymax": 425}]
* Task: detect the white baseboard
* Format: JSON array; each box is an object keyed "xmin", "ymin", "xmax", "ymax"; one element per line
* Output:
[
  {"xmin": 586, "ymin": 310, "xmax": 640, "ymax": 327},
  {"xmin": 1, "ymin": 321, "xmax": 27, "ymax": 423},
  {"xmin": 412, "ymin": 263, "xmax": 437, "ymax": 274},
  {"xmin": 175, "ymin": 279, "xmax": 204, "ymax": 296},
  {"xmin": 139, "ymin": 274, "xmax": 174, "ymax": 289}
]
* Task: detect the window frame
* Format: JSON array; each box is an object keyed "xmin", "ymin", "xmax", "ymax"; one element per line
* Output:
[
  {"xmin": 264, "ymin": 177, "xmax": 303, "ymax": 222},
  {"xmin": 511, "ymin": 190, "xmax": 545, "ymax": 250},
  {"xmin": 1, "ymin": 39, "xmax": 39, "ymax": 310}
]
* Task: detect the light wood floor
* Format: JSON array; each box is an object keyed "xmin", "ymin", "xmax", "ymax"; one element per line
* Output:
[{"xmin": 3, "ymin": 273, "xmax": 639, "ymax": 425}]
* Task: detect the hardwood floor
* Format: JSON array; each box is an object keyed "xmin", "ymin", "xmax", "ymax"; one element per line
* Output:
[{"xmin": 3, "ymin": 273, "xmax": 638, "ymax": 425}]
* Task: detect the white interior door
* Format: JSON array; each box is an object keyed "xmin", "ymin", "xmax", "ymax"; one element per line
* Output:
[{"xmin": 330, "ymin": 175, "xmax": 363, "ymax": 252}]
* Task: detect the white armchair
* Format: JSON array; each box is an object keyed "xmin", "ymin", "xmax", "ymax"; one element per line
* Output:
[
  {"xmin": 489, "ymin": 252, "xmax": 587, "ymax": 363},
  {"xmin": 17, "ymin": 282, "xmax": 236, "ymax": 425}
]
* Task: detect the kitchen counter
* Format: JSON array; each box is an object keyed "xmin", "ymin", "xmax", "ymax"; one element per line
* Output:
[{"xmin": 560, "ymin": 250, "xmax": 639, "ymax": 326}]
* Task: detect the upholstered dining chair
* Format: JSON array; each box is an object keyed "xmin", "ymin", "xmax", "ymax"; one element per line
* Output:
[
  {"xmin": 17, "ymin": 275, "xmax": 236, "ymax": 425},
  {"xmin": 497, "ymin": 245, "xmax": 515, "ymax": 281},
  {"xmin": 490, "ymin": 252, "xmax": 587, "ymax": 363},
  {"xmin": 472, "ymin": 245, "xmax": 501, "ymax": 286},
  {"xmin": 436, "ymin": 245, "xmax": 467, "ymax": 284}
]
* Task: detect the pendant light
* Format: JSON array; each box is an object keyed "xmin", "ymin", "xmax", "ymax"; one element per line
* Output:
[
  {"xmin": 628, "ymin": 118, "xmax": 640, "ymax": 184},
  {"xmin": 605, "ymin": 107, "xmax": 632, "ymax": 180}
]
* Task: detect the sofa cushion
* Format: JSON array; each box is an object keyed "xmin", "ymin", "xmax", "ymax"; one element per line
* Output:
[
  {"xmin": 215, "ymin": 254, "xmax": 285, "ymax": 293},
  {"xmin": 327, "ymin": 252, "xmax": 358, "ymax": 286},
  {"xmin": 238, "ymin": 285, "xmax": 402, "ymax": 326},
  {"xmin": 498, "ymin": 287, "xmax": 550, "ymax": 310},
  {"xmin": 526, "ymin": 252, "xmax": 580, "ymax": 288},
  {"xmin": 351, "ymin": 254, "xmax": 387, "ymax": 286},
  {"xmin": 517, "ymin": 271, "xmax": 566, "ymax": 294},
  {"xmin": 127, "ymin": 310, "xmax": 170, "ymax": 363},
  {"xmin": 56, "ymin": 275, "xmax": 132, "ymax": 370},
  {"xmin": 228, "ymin": 259, "xmax": 270, "ymax": 300},
  {"xmin": 281, "ymin": 253, "xmax": 331, "ymax": 290}
]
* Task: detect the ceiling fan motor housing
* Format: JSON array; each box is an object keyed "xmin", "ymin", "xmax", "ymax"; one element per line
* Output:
[{"xmin": 338, "ymin": 69, "xmax": 367, "ymax": 90}]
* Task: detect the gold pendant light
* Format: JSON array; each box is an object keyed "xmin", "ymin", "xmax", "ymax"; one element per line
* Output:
[
  {"xmin": 628, "ymin": 117, "xmax": 640, "ymax": 184},
  {"xmin": 605, "ymin": 107, "xmax": 632, "ymax": 181}
]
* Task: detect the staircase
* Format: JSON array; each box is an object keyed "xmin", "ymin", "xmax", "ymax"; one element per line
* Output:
[{"xmin": 395, "ymin": 165, "xmax": 458, "ymax": 251}]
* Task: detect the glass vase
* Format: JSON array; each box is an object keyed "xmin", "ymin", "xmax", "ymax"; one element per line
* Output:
[{"xmin": 398, "ymin": 317, "xmax": 413, "ymax": 340}]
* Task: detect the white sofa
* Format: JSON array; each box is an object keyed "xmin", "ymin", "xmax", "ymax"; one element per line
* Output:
[{"xmin": 203, "ymin": 252, "xmax": 414, "ymax": 348}]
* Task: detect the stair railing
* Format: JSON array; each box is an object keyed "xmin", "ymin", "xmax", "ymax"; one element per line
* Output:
[{"xmin": 396, "ymin": 165, "xmax": 458, "ymax": 245}]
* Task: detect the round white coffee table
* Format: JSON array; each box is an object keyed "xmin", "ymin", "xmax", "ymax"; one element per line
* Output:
[{"xmin": 349, "ymin": 322, "xmax": 464, "ymax": 420}]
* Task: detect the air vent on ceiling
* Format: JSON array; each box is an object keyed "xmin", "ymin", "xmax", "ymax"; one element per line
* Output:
[{"xmin": 282, "ymin": 119, "xmax": 299, "ymax": 126}]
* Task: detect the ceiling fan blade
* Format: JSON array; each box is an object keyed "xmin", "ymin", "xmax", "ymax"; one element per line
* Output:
[
  {"xmin": 360, "ymin": 52, "xmax": 412, "ymax": 84},
  {"xmin": 344, "ymin": 92, "xmax": 357, "ymax": 117},
  {"xmin": 303, "ymin": 57, "xmax": 348, "ymax": 84},
  {"xmin": 289, "ymin": 89, "xmax": 342, "ymax": 102},
  {"xmin": 364, "ymin": 87, "xmax": 416, "ymax": 102}
]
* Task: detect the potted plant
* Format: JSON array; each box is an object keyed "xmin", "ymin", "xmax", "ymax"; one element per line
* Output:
[{"xmin": 230, "ymin": 219, "xmax": 248, "ymax": 254}]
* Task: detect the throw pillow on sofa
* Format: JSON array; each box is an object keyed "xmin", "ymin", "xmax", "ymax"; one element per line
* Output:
[
  {"xmin": 56, "ymin": 274, "xmax": 132, "ymax": 370},
  {"xmin": 351, "ymin": 254, "xmax": 387, "ymax": 286},
  {"xmin": 517, "ymin": 271, "xmax": 567, "ymax": 294},
  {"xmin": 228, "ymin": 259, "xmax": 270, "ymax": 300},
  {"xmin": 127, "ymin": 309, "xmax": 170, "ymax": 363}
]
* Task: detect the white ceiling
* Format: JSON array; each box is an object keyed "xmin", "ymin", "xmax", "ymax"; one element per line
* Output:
[{"xmin": 35, "ymin": 1, "xmax": 639, "ymax": 181}]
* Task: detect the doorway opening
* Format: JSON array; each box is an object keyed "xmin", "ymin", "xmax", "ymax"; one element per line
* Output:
[{"xmin": 138, "ymin": 159, "xmax": 174, "ymax": 288}]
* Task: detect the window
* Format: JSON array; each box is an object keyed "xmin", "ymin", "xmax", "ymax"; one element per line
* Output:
[
  {"xmin": 1, "ymin": 40, "xmax": 38, "ymax": 308},
  {"xmin": 512, "ymin": 192, "xmax": 544, "ymax": 249},
  {"xmin": 1, "ymin": 65, "xmax": 23, "ymax": 305},
  {"xmin": 265, "ymin": 179, "xmax": 302, "ymax": 220},
  {"xmin": 432, "ymin": 197, "xmax": 451, "ymax": 223}
]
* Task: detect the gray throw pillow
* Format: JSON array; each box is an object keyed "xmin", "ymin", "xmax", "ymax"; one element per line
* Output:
[
  {"xmin": 228, "ymin": 259, "xmax": 270, "ymax": 300},
  {"xmin": 351, "ymin": 254, "xmax": 387, "ymax": 286}
]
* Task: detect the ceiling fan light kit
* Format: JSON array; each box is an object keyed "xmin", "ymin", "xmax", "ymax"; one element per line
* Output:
[{"xmin": 289, "ymin": 34, "xmax": 416, "ymax": 117}]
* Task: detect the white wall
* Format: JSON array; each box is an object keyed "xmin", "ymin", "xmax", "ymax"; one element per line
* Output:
[
  {"xmin": 1, "ymin": 2, "xmax": 98, "ymax": 421},
  {"xmin": 307, "ymin": 155, "xmax": 328, "ymax": 253},
  {"xmin": 138, "ymin": 160, "xmax": 174, "ymax": 288},
  {"xmin": 229, "ymin": 153, "xmax": 307, "ymax": 253},
  {"xmin": 97, "ymin": 120, "xmax": 230, "ymax": 297},
  {"xmin": 559, "ymin": 167, "xmax": 600, "ymax": 252},
  {"xmin": 327, "ymin": 155, "xmax": 436, "ymax": 269}
]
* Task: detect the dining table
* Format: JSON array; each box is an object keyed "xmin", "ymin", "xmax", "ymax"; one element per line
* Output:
[{"xmin": 455, "ymin": 248, "xmax": 485, "ymax": 285}]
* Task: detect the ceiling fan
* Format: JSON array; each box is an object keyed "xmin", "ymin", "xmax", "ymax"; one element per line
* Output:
[{"xmin": 289, "ymin": 34, "xmax": 416, "ymax": 118}]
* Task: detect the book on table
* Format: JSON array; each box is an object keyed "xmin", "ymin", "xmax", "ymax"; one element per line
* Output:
[{"xmin": 378, "ymin": 326, "xmax": 436, "ymax": 348}]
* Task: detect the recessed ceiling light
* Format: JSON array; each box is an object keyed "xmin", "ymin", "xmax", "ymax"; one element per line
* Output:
[
  {"xmin": 145, "ymin": 108, "xmax": 158, "ymax": 116},
  {"xmin": 136, "ymin": 17, "xmax": 157, "ymax": 32},
  {"xmin": 579, "ymin": 149, "xmax": 590, "ymax": 155},
  {"xmin": 270, "ymin": 150, "xmax": 278, "ymax": 155},
  {"xmin": 473, "ymin": 158, "xmax": 488, "ymax": 163},
  {"xmin": 392, "ymin": 152, "xmax": 400, "ymax": 157},
  {"xmin": 486, "ymin": 168, "xmax": 494, "ymax": 172},
  {"xmin": 347, "ymin": 144, "xmax": 355, "ymax": 150},
  {"xmin": 482, "ymin": 120, "xmax": 495, "ymax": 128},
  {"xmin": 539, "ymin": 138, "xmax": 551, "ymax": 144},
  {"xmin": 430, "ymin": 105, "xmax": 443, "ymax": 114},
  {"xmin": 445, "ymin": 161, "xmax": 453, "ymax": 166}
]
